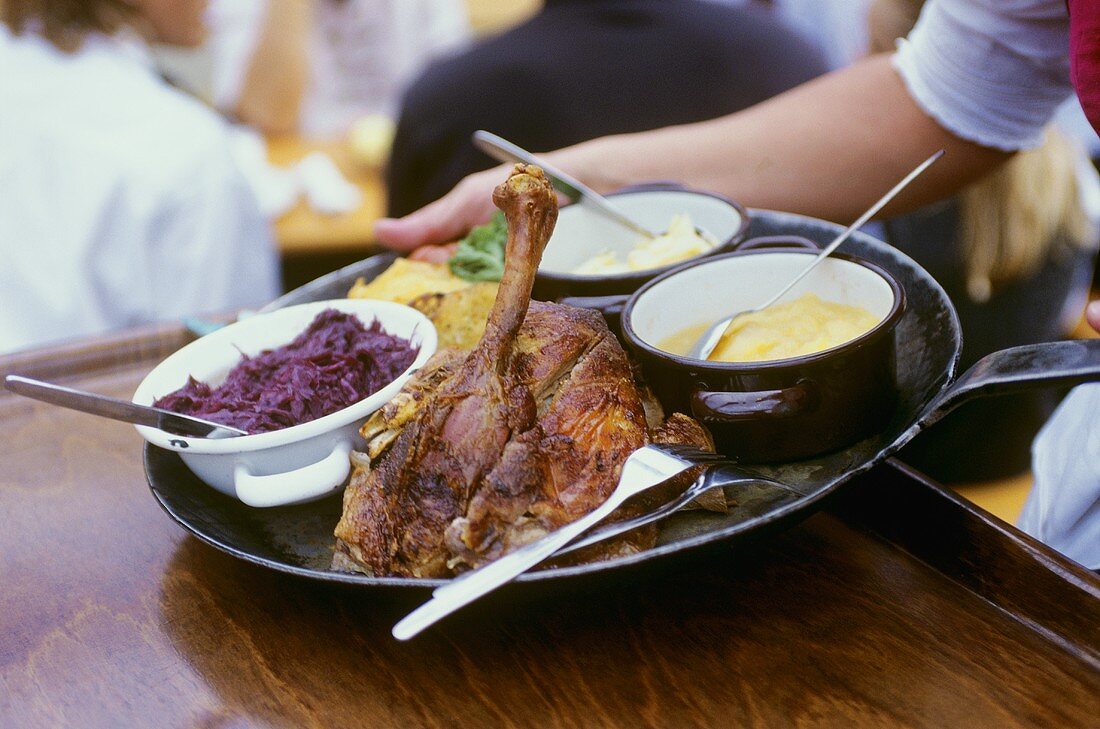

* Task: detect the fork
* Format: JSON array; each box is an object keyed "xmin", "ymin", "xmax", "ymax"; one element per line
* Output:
[
  {"xmin": 391, "ymin": 443, "xmax": 730, "ymax": 640},
  {"xmin": 431, "ymin": 439, "xmax": 739, "ymax": 598},
  {"xmin": 554, "ymin": 462, "xmax": 794, "ymax": 558}
]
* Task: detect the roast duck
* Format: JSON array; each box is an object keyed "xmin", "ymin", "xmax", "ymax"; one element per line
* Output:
[{"xmin": 334, "ymin": 165, "xmax": 714, "ymax": 577}]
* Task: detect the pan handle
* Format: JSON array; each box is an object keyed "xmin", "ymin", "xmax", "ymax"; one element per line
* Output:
[{"xmin": 921, "ymin": 339, "xmax": 1100, "ymax": 428}]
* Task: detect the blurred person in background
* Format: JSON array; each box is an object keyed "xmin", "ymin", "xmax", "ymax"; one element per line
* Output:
[
  {"xmin": 0, "ymin": 0, "xmax": 279, "ymax": 354},
  {"xmin": 206, "ymin": 0, "xmax": 470, "ymax": 137},
  {"xmin": 718, "ymin": 0, "xmax": 872, "ymax": 69},
  {"xmin": 386, "ymin": 0, "xmax": 831, "ymax": 217},
  {"xmin": 869, "ymin": 0, "xmax": 1100, "ymax": 482}
]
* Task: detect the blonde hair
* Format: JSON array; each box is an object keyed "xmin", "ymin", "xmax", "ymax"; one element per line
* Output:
[
  {"xmin": 958, "ymin": 130, "xmax": 1093, "ymax": 301},
  {"xmin": 1, "ymin": 0, "xmax": 136, "ymax": 52},
  {"xmin": 870, "ymin": 0, "xmax": 1095, "ymax": 301}
]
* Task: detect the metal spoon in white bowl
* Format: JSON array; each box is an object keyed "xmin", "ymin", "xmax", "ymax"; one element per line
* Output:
[
  {"xmin": 687, "ymin": 150, "xmax": 945, "ymax": 361},
  {"xmin": 473, "ymin": 130, "xmax": 659, "ymax": 239},
  {"xmin": 3, "ymin": 375, "xmax": 248, "ymax": 438}
]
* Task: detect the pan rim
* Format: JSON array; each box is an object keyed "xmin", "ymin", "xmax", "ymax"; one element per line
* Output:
[{"xmin": 145, "ymin": 208, "xmax": 964, "ymax": 588}]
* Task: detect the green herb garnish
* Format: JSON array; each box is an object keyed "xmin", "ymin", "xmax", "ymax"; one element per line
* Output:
[{"xmin": 449, "ymin": 212, "xmax": 507, "ymax": 282}]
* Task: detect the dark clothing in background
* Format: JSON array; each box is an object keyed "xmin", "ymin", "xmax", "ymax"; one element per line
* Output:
[
  {"xmin": 888, "ymin": 201, "xmax": 1097, "ymax": 482},
  {"xmin": 386, "ymin": 0, "xmax": 830, "ymax": 216}
]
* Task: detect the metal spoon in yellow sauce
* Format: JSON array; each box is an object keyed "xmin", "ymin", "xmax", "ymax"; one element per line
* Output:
[{"xmin": 658, "ymin": 293, "xmax": 881, "ymax": 363}]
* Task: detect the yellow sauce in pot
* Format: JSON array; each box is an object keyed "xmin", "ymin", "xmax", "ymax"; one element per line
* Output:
[{"xmin": 658, "ymin": 293, "xmax": 881, "ymax": 363}]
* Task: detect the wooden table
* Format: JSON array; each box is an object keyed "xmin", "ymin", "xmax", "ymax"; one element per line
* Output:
[
  {"xmin": 268, "ymin": 136, "xmax": 387, "ymax": 257},
  {"xmin": 466, "ymin": 0, "xmax": 542, "ymax": 37},
  {"xmin": 2, "ymin": 326, "xmax": 1098, "ymax": 727}
]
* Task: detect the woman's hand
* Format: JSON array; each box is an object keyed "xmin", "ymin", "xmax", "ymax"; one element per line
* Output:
[
  {"xmin": 1088, "ymin": 300, "xmax": 1100, "ymax": 334},
  {"xmin": 373, "ymin": 165, "xmax": 509, "ymax": 251}
]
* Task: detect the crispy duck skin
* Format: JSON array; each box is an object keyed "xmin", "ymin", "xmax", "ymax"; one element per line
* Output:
[{"xmin": 333, "ymin": 165, "xmax": 709, "ymax": 577}]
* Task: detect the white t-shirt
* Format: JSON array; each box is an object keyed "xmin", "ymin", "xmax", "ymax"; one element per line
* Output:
[
  {"xmin": 0, "ymin": 29, "xmax": 279, "ymax": 354},
  {"xmin": 207, "ymin": 0, "xmax": 471, "ymax": 137}
]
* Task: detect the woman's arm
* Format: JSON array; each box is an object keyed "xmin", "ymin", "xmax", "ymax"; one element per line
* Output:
[
  {"xmin": 374, "ymin": 55, "xmax": 1010, "ymax": 251},
  {"xmin": 232, "ymin": 0, "xmax": 313, "ymax": 135}
]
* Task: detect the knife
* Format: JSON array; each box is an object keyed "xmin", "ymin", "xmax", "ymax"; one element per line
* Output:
[
  {"xmin": 3, "ymin": 374, "xmax": 247, "ymax": 438},
  {"xmin": 472, "ymin": 130, "xmax": 658, "ymax": 239}
]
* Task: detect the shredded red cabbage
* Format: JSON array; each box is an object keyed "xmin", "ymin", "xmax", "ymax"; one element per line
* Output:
[{"xmin": 154, "ymin": 309, "xmax": 418, "ymax": 434}]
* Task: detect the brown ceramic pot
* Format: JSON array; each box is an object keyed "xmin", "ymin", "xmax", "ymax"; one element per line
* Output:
[{"xmin": 622, "ymin": 242, "xmax": 906, "ymax": 462}]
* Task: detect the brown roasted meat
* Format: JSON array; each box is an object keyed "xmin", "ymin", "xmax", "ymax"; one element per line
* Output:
[{"xmin": 333, "ymin": 164, "xmax": 710, "ymax": 577}]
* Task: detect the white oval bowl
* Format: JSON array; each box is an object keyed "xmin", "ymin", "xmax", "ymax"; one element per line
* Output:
[
  {"xmin": 133, "ymin": 299, "xmax": 437, "ymax": 507},
  {"xmin": 539, "ymin": 189, "xmax": 746, "ymax": 276}
]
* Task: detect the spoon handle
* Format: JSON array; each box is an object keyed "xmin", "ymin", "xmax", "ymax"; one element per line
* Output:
[
  {"xmin": 3, "ymin": 375, "xmax": 247, "ymax": 437},
  {"xmin": 473, "ymin": 130, "xmax": 658, "ymax": 239},
  {"xmin": 751, "ymin": 149, "xmax": 944, "ymax": 315}
]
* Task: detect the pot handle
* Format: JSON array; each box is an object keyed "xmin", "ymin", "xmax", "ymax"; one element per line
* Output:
[
  {"xmin": 234, "ymin": 440, "xmax": 352, "ymax": 508},
  {"xmin": 921, "ymin": 339, "xmax": 1100, "ymax": 428},
  {"xmin": 737, "ymin": 235, "xmax": 820, "ymax": 252},
  {"xmin": 690, "ymin": 380, "xmax": 817, "ymax": 422},
  {"xmin": 557, "ymin": 295, "xmax": 630, "ymax": 330}
]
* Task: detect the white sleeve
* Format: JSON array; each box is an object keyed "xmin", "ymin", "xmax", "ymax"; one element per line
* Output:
[{"xmin": 892, "ymin": 0, "xmax": 1074, "ymax": 151}]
